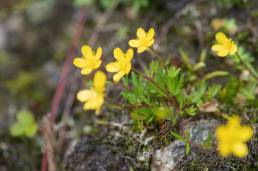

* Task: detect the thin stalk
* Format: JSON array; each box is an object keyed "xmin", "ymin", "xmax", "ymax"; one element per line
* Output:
[
  {"xmin": 148, "ymin": 48, "xmax": 168, "ymax": 73},
  {"xmin": 105, "ymin": 102, "xmax": 123, "ymax": 110},
  {"xmin": 236, "ymin": 52, "xmax": 258, "ymax": 82},
  {"xmin": 131, "ymin": 68, "xmax": 169, "ymax": 98},
  {"xmin": 131, "ymin": 68, "xmax": 180, "ymax": 109}
]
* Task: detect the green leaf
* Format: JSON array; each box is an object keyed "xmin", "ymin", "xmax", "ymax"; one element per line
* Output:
[
  {"xmin": 206, "ymin": 85, "xmax": 221, "ymax": 100},
  {"xmin": 10, "ymin": 109, "xmax": 38, "ymax": 138},
  {"xmin": 185, "ymin": 105, "xmax": 197, "ymax": 116},
  {"xmin": 171, "ymin": 132, "xmax": 190, "ymax": 154},
  {"xmin": 153, "ymin": 106, "xmax": 173, "ymax": 123},
  {"xmin": 17, "ymin": 110, "xmax": 35, "ymax": 124},
  {"xmin": 122, "ymin": 91, "xmax": 138, "ymax": 104},
  {"xmin": 166, "ymin": 67, "xmax": 183, "ymax": 96},
  {"xmin": 185, "ymin": 143, "xmax": 190, "ymax": 155},
  {"xmin": 199, "ymin": 49, "xmax": 207, "ymax": 62},
  {"xmin": 149, "ymin": 60, "xmax": 159, "ymax": 77},
  {"xmin": 219, "ymin": 76, "xmax": 239, "ymax": 104},
  {"xmin": 131, "ymin": 108, "xmax": 154, "ymax": 124},
  {"xmin": 100, "ymin": 0, "xmax": 113, "ymax": 8},
  {"xmin": 245, "ymin": 62, "xmax": 258, "ymax": 78},
  {"xmin": 24, "ymin": 123, "xmax": 38, "ymax": 138},
  {"xmin": 74, "ymin": 0, "xmax": 93, "ymax": 7},
  {"xmin": 202, "ymin": 132, "xmax": 213, "ymax": 149},
  {"xmin": 171, "ymin": 132, "xmax": 187, "ymax": 142},
  {"xmin": 179, "ymin": 49, "xmax": 191, "ymax": 70},
  {"xmin": 239, "ymin": 83, "xmax": 257, "ymax": 100},
  {"xmin": 190, "ymin": 81, "xmax": 207, "ymax": 104},
  {"xmin": 232, "ymin": 46, "xmax": 254, "ymax": 64},
  {"xmin": 10, "ymin": 123, "xmax": 24, "ymax": 137},
  {"xmin": 193, "ymin": 62, "xmax": 206, "ymax": 71},
  {"xmin": 203, "ymin": 71, "xmax": 229, "ymax": 80},
  {"xmin": 176, "ymin": 91, "xmax": 185, "ymax": 110}
]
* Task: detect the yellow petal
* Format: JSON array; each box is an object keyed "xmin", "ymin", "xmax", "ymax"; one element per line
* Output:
[
  {"xmin": 94, "ymin": 60, "xmax": 102, "ymax": 69},
  {"xmin": 83, "ymin": 95, "xmax": 104, "ymax": 111},
  {"xmin": 96, "ymin": 47, "xmax": 102, "ymax": 59},
  {"xmin": 129, "ymin": 39, "xmax": 140, "ymax": 47},
  {"xmin": 216, "ymin": 32, "xmax": 228, "ymax": 44},
  {"xmin": 113, "ymin": 71, "xmax": 125, "ymax": 82},
  {"xmin": 217, "ymin": 49, "xmax": 229, "ymax": 57},
  {"xmin": 125, "ymin": 63, "xmax": 131, "ymax": 74},
  {"xmin": 81, "ymin": 45, "xmax": 92, "ymax": 57},
  {"xmin": 228, "ymin": 115, "xmax": 241, "ymax": 127},
  {"xmin": 147, "ymin": 28, "xmax": 155, "ymax": 40},
  {"xmin": 93, "ymin": 71, "xmax": 106, "ymax": 92},
  {"xmin": 73, "ymin": 58, "xmax": 88, "ymax": 68},
  {"xmin": 77, "ymin": 90, "xmax": 94, "ymax": 102},
  {"xmin": 146, "ymin": 39, "xmax": 155, "ymax": 47},
  {"xmin": 126, "ymin": 48, "xmax": 134, "ymax": 61},
  {"xmin": 211, "ymin": 44, "xmax": 224, "ymax": 52},
  {"xmin": 114, "ymin": 48, "xmax": 124, "ymax": 60},
  {"xmin": 218, "ymin": 142, "xmax": 231, "ymax": 157},
  {"xmin": 215, "ymin": 125, "xmax": 227, "ymax": 139},
  {"xmin": 230, "ymin": 43, "xmax": 237, "ymax": 55},
  {"xmin": 137, "ymin": 28, "xmax": 146, "ymax": 38},
  {"xmin": 137, "ymin": 46, "xmax": 148, "ymax": 53},
  {"xmin": 81, "ymin": 68, "xmax": 92, "ymax": 75},
  {"xmin": 106, "ymin": 62, "xmax": 120, "ymax": 72},
  {"xmin": 238, "ymin": 126, "xmax": 253, "ymax": 141},
  {"xmin": 232, "ymin": 142, "xmax": 248, "ymax": 158}
]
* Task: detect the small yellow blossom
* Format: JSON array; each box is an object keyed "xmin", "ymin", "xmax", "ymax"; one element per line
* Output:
[
  {"xmin": 215, "ymin": 115, "xmax": 253, "ymax": 158},
  {"xmin": 128, "ymin": 27, "xmax": 155, "ymax": 53},
  {"xmin": 77, "ymin": 71, "xmax": 106, "ymax": 114},
  {"xmin": 211, "ymin": 32, "xmax": 237, "ymax": 57},
  {"xmin": 211, "ymin": 18, "xmax": 225, "ymax": 30},
  {"xmin": 73, "ymin": 45, "xmax": 102, "ymax": 75},
  {"xmin": 106, "ymin": 48, "xmax": 133, "ymax": 82}
]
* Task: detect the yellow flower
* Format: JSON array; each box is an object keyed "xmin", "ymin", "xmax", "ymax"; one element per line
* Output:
[
  {"xmin": 73, "ymin": 45, "xmax": 102, "ymax": 75},
  {"xmin": 211, "ymin": 32, "xmax": 237, "ymax": 57},
  {"xmin": 76, "ymin": 71, "xmax": 106, "ymax": 114},
  {"xmin": 215, "ymin": 115, "xmax": 253, "ymax": 158},
  {"xmin": 106, "ymin": 48, "xmax": 133, "ymax": 82},
  {"xmin": 128, "ymin": 27, "xmax": 155, "ymax": 53}
]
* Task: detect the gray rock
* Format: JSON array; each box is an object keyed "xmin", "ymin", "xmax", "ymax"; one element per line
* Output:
[
  {"xmin": 182, "ymin": 119, "xmax": 220, "ymax": 145},
  {"xmin": 64, "ymin": 136, "xmax": 136, "ymax": 171},
  {"xmin": 151, "ymin": 119, "xmax": 220, "ymax": 171},
  {"xmin": 152, "ymin": 140, "xmax": 186, "ymax": 171}
]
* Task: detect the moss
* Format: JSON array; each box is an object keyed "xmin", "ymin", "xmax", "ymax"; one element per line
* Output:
[{"xmin": 175, "ymin": 141, "xmax": 258, "ymax": 171}]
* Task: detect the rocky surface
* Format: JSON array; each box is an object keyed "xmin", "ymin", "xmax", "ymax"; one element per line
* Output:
[
  {"xmin": 151, "ymin": 140, "xmax": 186, "ymax": 171},
  {"xmin": 182, "ymin": 119, "xmax": 220, "ymax": 144},
  {"xmin": 65, "ymin": 119, "xmax": 221, "ymax": 171},
  {"xmin": 64, "ymin": 136, "xmax": 137, "ymax": 171},
  {"xmin": 151, "ymin": 119, "xmax": 220, "ymax": 171}
]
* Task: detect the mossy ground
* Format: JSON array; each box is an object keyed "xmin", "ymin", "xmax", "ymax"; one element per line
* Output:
[{"xmin": 0, "ymin": 0, "xmax": 257, "ymax": 170}]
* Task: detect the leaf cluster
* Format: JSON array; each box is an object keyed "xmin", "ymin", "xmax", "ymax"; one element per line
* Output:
[{"xmin": 10, "ymin": 110, "xmax": 38, "ymax": 138}]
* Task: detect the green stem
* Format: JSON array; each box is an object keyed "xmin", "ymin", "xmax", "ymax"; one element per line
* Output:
[
  {"xmin": 131, "ymin": 68, "xmax": 180, "ymax": 110},
  {"xmin": 236, "ymin": 52, "xmax": 258, "ymax": 82},
  {"xmin": 131, "ymin": 68, "xmax": 169, "ymax": 98},
  {"xmin": 148, "ymin": 48, "xmax": 168, "ymax": 73},
  {"xmin": 105, "ymin": 100, "xmax": 124, "ymax": 110}
]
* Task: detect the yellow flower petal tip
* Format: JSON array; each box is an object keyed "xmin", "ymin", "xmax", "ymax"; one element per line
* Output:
[
  {"xmin": 76, "ymin": 71, "xmax": 106, "ymax": 114},
  {"xmin": 215, "ymin": 115, "xmax": 253, "ymax": 158},
  {"xmin": 106, "ymin": 48, "xmax": 133, "ymax": 82},
  {"xmin": 128, "ymin": 27, "xmax": 155, "ymax": 53},
  {"xmin": 73, "ymin": 45, "xmax": 102, "ymax": 75},
  {"xmin": 211, "ymin": 32, "xmax": 237, "ymax": 57}
]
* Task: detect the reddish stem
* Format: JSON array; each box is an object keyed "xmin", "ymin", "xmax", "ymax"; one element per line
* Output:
[
  {"xmin": 41, "ymin": 9, "xmax": 87, "ymax": 171},
  {"xmin": 50, "ymin": 10, "xmax": 87, "ymax": 122}
]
